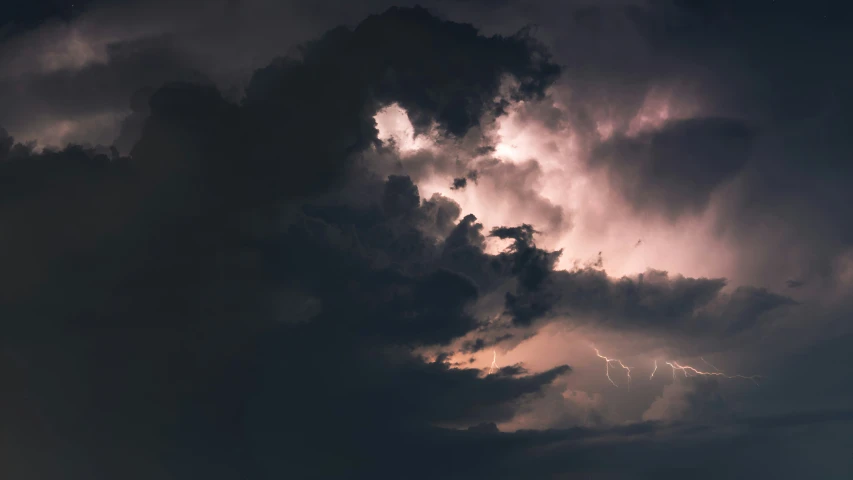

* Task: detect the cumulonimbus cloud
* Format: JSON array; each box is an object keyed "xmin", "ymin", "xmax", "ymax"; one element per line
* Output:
[{"xmin": 1, "ymin": 3, "xmax": 850, "ymax": 479}]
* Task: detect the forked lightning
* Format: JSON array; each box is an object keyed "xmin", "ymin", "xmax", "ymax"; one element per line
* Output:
[{"xmin": 593, "ymin": 347, "xmax": 633, "ymax": 388}]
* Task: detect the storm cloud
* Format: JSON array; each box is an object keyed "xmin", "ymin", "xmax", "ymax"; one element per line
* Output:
[
  {"xmin": 1, "ymin": 1, "xmax": 851, "ymax": 479},
  {"xmin": 591, "ymin": 117, "xmax": 756, "ymax": 219}
]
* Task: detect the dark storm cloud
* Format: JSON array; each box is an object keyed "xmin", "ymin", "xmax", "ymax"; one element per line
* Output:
[
  {"xmin": 555, "ymin": 270, "xmax": 793, "ymax": 338},
  {"xmin": 221, "ymin": 5, "xmax": 560, "ymax": 202},
  {"xmin": 460, "ymin": 333, "xmax": 515, "ymax": 354},
  {"xmin": 0, "ymin": 127, "xmax": 15, "ymax": 158},
  {"xmin": 487, "ymin": 224, "xmax": 564, "ymax": 325},
  {"xmin": 264, "ymin": 406, "xmax": 853, "ymax": 479},
  {"xmin": 2, "ymin": 0, "xmax": 85, "ymax": 36},
  {"xmin": 591, "ymin": 117, "xmax": 756, "ymax": 219},
  {"xmin": 0, "ymin": 34, "xmax": 207, "ymax": 147},
  {"xmin": 0, "ymin": 7, "xmax": 573, "ymax": 478},
  {"xmin": 719, "ymin": 286, "xmax": 797, "ymax": 336},
  {"xmin": 450, "ymin": 176, "xmax": 467, "ymax": 189},
  {"xmin": 490, "ymin": 229, "xmax": 795, "ymax": 337},
  {"xmin": 1, "ymin": 2, "xmax": 851, "ymax": 479},
  {"xmin": 484, "ymin": 225, "xmax": 779, "ymax": 336},
  {"xmin": 418, "ymin": 190, "xmax": 463, "ymax": 238},
  {"xmin": 476, "ymin": 157, "xmax": 567, "ymax": 232},
  {"xmin": 437, "ymin": 0, "xmax": 852, "ymax": 291},
  {"xmin": 382, "ymin": 174, "xmax": 422, "ymax": 216},
  {"xmin": 643, "ymin": 376, "xmax": 732, "ymax": 423},
  {"xmin": 609, "ymin": 0, "xmax": 853, "ymax": 287},
  {"xmin": 493, "ymin": 363, "xmax": 529, "ymax": 377},
  {"xmin": 373, "ymin": 357, "xmax": 569, "ymax": 426},
  {"xmin": 112, "ymin": 86, "xmax": 158, "ymax": 154},
  {"xmin": 2, "ymin": 35, "xmax": 202, "ymax": 115},
  {"xmin": 373, "ymin": 147, "xmax": 568, "ymax": 235},
  {"xmin": 490, "ymin": 224, "xmax": 560, "ymax": 290}
]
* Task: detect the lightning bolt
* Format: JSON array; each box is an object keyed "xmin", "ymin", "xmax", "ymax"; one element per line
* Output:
[
  {"xmin": 650, "ymin": 359, "xmax": 658, "ymax": 380},
  {"xmin": 488, "ymin": 350, "xmax": 499, "ymax": 375},
  {"xmin": 701, "ymin": 357, "xmax": 722, "ymax": 372},
  {"xmin": 665, "ymin": 360, "xmax": 761, "ymax": 386},
  {"xmin": 593, "ymin": 347, "xmax": 633, "ymax": 388}
]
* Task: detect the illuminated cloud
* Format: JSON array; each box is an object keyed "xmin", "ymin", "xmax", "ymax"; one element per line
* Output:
[
  {"xmin": 590, "ymin": 116, "xmax": 757, "ymax": 220},
  {"xmin": 1, "ymin": 2, "xmax": 851, "ymax": 479},
  {"xmin": 642, "ymin": 376, "xmax": 731, "ymax": 423}
]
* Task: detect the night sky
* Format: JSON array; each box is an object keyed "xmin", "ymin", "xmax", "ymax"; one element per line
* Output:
[{"xmin": 1, "ymin": 1, "xmax": 852, "ymax": 479}]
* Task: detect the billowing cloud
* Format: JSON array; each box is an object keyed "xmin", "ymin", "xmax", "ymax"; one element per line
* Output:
[
  {"xmin": 643, "ymin": 376, "xmax": 731, "ymax": 423},
  {"xmin": 1, "ymin": 2, "xmax": 852, "ymax": 479},
  {"xmin": 0, "ymin": 7, "xmax": 574, "ymax": 477},
  {"xmin": 473, "ymin": 227, "xmax": 795, "ymax": 342},
  {"xmin": 591, "ymin": 117, "xmax": 756, "ymax": 219}
]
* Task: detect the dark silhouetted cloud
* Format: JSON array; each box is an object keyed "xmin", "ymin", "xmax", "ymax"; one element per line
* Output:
[
  {"xmin": 0, "ymin": 2, "xmax": 851, "ymax": 479},
  {"xmin": 591, "ymin": 117, "xmax": 756, "ymax": 219},
  {"xmin": 451, "ymin": 176, "xmax": 467, "ymax": 189},
  {"xmin": 0, "ymin": 7, "xmax": 575, "ymax": 478}
]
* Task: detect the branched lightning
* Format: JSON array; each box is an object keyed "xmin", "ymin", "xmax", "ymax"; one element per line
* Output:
[
  {"xmin": 665, "ymin": 360, "xmax": 761, "ymax": 386},
  {"xmin": 488, "ymin": 350, "xmax": 499, "ymax": 375},
  {"xmin": 701, "ymin": 357, "xmax": 721, "ymax": 372},
  {"xmin": 593, "ymin": 347, "xmax": 633, "ymax": 388},
  {"xmin": 582, "ymin": 346, "xmax": 762, "ymax": 390}
]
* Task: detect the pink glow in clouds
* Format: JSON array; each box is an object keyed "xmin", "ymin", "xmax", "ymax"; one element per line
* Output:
[
  {"xmin": 373, "ymin": 90, "xmax": 737, "ymax": 283},
  {"xmin": 375, "ymin": 91, "xmax": 770, "ymax": 429}
]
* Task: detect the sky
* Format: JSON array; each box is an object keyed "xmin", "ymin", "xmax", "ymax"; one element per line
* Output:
[{"xmin": 1, "ymin": 1, "xmax": 852, "ymax": 478}]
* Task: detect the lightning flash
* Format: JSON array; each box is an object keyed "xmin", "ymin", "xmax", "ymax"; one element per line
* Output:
[
  {"xmin": 592, "ymin": 350, "xmax": 761, "ymax": 387},
  {"xmin": 488, "ymin": 350, "xmax": 499, "ymax": 375},
  {"xmin": 593, "ymin": 347, "xmax": 633, "ymax": 388},
  {"xmin": 701, "ymin": 357, "xmax": 722, "ymax": 372},
  {"xmin": 665, "ymin": 360, "xmax": 761, "ymax": 386}
]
